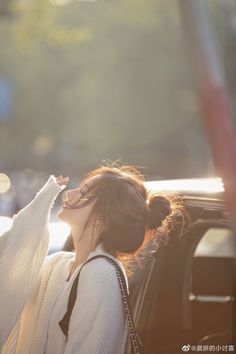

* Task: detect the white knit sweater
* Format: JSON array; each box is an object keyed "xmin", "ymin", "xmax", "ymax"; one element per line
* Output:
[{"xmin": 0, "ymin": 177, "xmax": 128, "ymax": 354}]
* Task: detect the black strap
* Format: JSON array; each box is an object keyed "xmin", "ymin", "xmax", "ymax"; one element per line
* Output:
[{"xmin": 58, "ymin": 255, "xmax": 143, "ymax": 354}]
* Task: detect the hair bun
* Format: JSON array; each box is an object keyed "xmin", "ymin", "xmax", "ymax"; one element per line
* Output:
[{"xmin": 147, "ymin": 195, "xmax": 171, "ymax": 230}]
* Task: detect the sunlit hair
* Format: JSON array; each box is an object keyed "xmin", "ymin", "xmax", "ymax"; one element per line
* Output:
[{"xmin": 68, "ymin": 163, "xmax": 189, "ymax": 266}]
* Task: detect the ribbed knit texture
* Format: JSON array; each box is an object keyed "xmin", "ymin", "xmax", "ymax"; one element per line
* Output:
[
  {"xmin": 0, "ymin": 178, "xmax": 128, "ymax": 354},
  {"xmin": 0, "ymin": 176, "xmax": 64, "ymax": 351}
]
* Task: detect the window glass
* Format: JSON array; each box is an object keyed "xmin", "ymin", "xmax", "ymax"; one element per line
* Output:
[{"xmin": 194, "ymin": 228, "xmax": 235, "ymax": 258}]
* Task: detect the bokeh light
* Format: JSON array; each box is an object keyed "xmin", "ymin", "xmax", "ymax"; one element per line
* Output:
[{"xmin": 0, "ymin": 173, "xmax": 11, "ymax": 193}]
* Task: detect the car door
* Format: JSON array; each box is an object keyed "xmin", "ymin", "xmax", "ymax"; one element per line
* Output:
[
  {"xmin": 187, "ymin": 221, "xmax": 234, "ymax": 346},
  {"xmin": 129, "ymin": 218, "xmax": 235, "ymax": 353}
]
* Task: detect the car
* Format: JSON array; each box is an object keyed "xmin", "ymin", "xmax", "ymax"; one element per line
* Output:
[{"xmin": 124, "ymin": 178, "xmax": 235, "ymax": 354}]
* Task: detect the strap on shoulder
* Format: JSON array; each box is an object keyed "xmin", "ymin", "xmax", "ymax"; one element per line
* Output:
[
  {"xmin": 58, "ymin": 254, "xmax": 143, "ymax": 353},
  {"xmin": 58, "ymin": 255, "xmax": 126, "ymax": 338}
]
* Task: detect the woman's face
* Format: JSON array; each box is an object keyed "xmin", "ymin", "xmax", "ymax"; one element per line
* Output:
[{"xmin": 57, "ymin": 175, "xmax": 101, "ymax": 230}]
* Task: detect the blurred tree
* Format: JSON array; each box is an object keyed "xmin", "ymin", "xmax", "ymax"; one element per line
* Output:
[
  {"xmin": 0, "ymin": 0, "xmax": 13, "ymax": 17},
  {"xmin": 0, "ymin": 0, "xmax": 234, "ymax": 178}
]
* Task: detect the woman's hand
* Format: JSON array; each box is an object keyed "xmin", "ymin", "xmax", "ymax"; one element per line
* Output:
[{"xmin": 55, "ymin": 175, "xmax": 69, "ymax": 187}]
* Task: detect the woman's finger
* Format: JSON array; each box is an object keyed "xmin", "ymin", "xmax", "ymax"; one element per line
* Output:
[{"xmin": 55, "ymin": 176, "xmax": 69, "ymax": 186}]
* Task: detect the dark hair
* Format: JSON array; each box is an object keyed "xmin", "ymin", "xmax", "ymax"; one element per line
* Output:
[
  {"xmin": 75, "ymin": 164, "xmax": 178, "ymax": 256},
  {"xmin": 147, "ymin": 195, "xmax": 171, "ymax": 231}
]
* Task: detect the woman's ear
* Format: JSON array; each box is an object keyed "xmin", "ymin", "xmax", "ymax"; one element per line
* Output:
[{"xmin": 94, "ymin": 218, "xmax": 104, "ymax": 233}]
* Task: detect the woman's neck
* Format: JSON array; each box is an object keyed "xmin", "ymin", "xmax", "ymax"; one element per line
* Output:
[
  {"xmin": 67, "ymin": 246, "xmax": 92, "ymax": 281},
  {"xmin": 69, "ymin": 228, "xmax": 100, "ymax": 277}
]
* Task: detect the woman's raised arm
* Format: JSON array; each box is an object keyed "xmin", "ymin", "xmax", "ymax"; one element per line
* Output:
[{"xmin": 0, "ymin": 175, "xmax": 68, "ymax": 347}]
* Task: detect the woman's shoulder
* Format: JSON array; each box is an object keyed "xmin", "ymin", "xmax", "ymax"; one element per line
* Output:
[
  {"xmin": 76, "ymin": 258, "xmax": 121, "ymax": 304},
  {"xmin": 80, "ymin": 251, "xmax": 126, "ymax": 291},
  {"xmin": 86, "ymin": 244, "xmax": 128, "ymax": 282},
  {"xmin": 82, "ymin": 256, "xmax": 117, "ymax": 277}
]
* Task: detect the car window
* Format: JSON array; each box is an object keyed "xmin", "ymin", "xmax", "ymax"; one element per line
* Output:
[{"xmin": 194, "ymin": 228, "xmax": 235, "ymax": 258}]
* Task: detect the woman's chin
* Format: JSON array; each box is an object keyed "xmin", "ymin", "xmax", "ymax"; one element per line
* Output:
[{"xmin": 57, "ymin": 208, "xmax": 75, "ymax": 228}]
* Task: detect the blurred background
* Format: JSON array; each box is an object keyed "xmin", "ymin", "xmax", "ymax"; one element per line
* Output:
[{"xmin": 0, "ymin": 0, "xmax": 236, "ymax": 218}]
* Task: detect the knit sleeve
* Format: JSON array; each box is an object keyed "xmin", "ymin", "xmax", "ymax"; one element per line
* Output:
[
  {"xmin": 0, "ymin": 175, "xmax": 65, "ymax": 347},
  {"xmin": 64, "ymin": 259, "xmax": 126, "ymax": 354}
]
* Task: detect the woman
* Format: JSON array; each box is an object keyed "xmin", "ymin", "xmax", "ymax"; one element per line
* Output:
[{"xmin": 1, "ymin": 164, "xmax": 184, "ymax": 354}]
